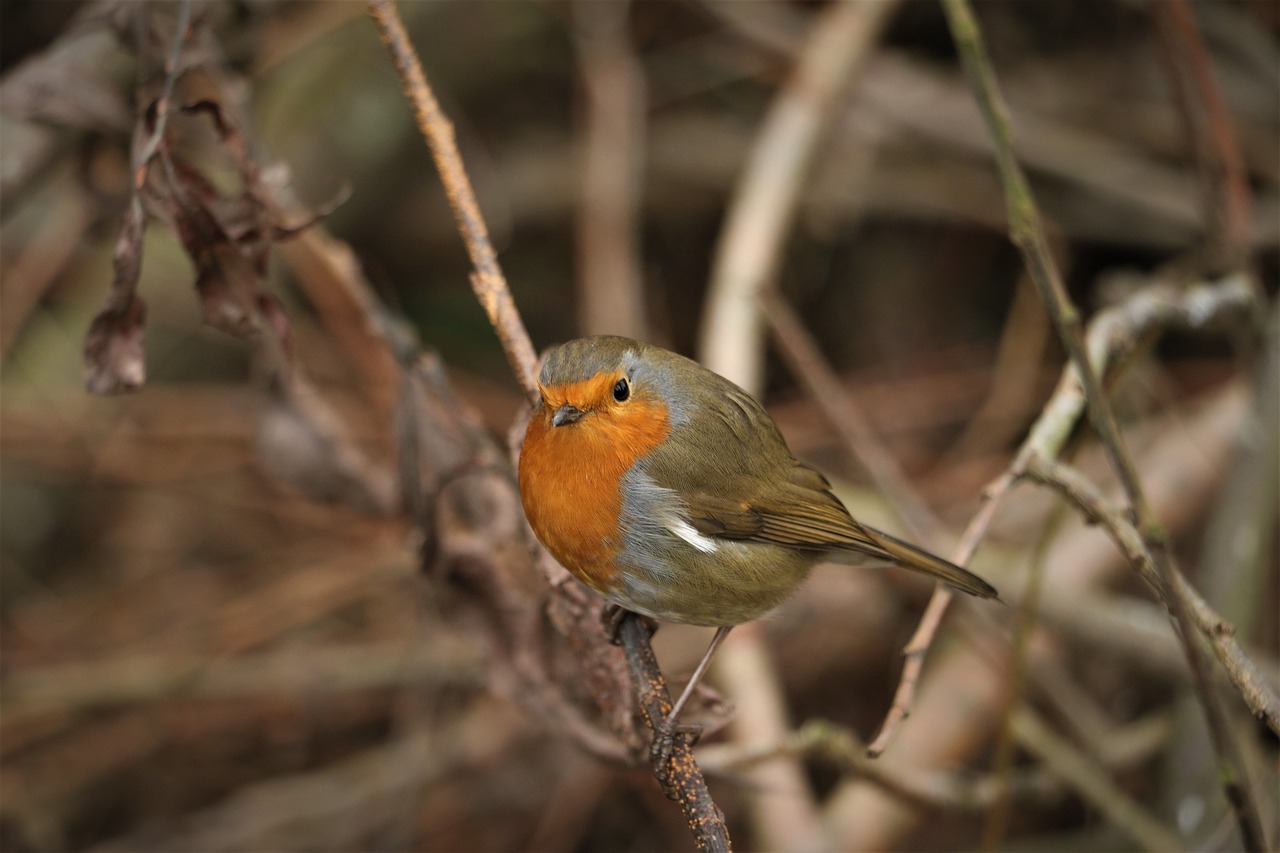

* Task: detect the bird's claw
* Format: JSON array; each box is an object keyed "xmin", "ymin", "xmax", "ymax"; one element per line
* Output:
[
  {"xmin": 601, "ymin": 605, "xmax": 658, "ymax": 645},
  {"xmin": 650, "ymin": 714, "xmax": 703, "ymax": 790}
]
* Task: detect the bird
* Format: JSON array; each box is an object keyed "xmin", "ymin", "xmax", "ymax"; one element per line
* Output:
[{"xmin": 518, "ymin": 335, "xmax": 997, "ymax": 730}]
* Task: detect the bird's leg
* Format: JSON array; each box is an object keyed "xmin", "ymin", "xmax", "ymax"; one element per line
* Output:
[
  {"xmin": 651, "ymin": 625, "xmax": 733, "ymax": 769},
  {"xmin": 601, "ymin": 603, "xmax": 658, "ymax": 645},
  {"xmin": 668, "ymin": 625, "xmax": 731, "ymax": 722}
]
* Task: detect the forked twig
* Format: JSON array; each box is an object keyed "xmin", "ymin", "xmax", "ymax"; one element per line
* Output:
[
  {"xmin": 940, "ymin": 0, "xmax": 1266, "ymax": 847},
  {"xmin": 1025, "ymin": 455, "xmax": 1280, "ymax": 736},
  {"xmin": 867, "ymin": 482, "xmax": 1011, "ymax": 756}
]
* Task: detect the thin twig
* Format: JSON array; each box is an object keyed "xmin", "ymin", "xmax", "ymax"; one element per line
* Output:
[
  {"xmin": 763, "ymin": 288, "xmax": 1020, "ymax": 759},
  {"xmin": 1153, "ymin": 0, "xmax": 1253, "ymax": 267},
  {"xmin": 866, "ymin": 475, "xmax": 1012, "ymax": 756},
  {"xmin": 940, "ymin": 1, "xmax": 1266, "ymax": 847},
  {"xmin": 366, "ymin": 0, "xmax": 539, "ymax": 401},
  {"xmin": 1011, "ymin": 709, "xmax": 1184, "ymax": 852},
  {"xmin": 870, "ymin": 271, "xmax": 1256, "ymax": 754},
  {"xmin": 1024, "ymin": 455, "xmax": 1280, "ymax": 737},
  {"xmin": 133, "ymin": 0, "xmax": 193, "ymax": 174}
]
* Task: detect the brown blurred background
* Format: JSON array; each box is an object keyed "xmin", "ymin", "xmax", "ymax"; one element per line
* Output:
[{"xmin": 1, "ymin": 1, "xmax": 1277, "ymax": 850}]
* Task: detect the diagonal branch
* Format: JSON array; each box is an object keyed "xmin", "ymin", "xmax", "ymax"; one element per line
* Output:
[
  {"xmin": 760, "ymin": 288, "xmax": 1014, "ymax": 757},
  {"xmin": 618, "ymin": 615, "xmax": 732, "ymax": 852},
  {"xmin": 366, "ymin": 0, "xmax": 538, "ymax": 402},
  {"xmin": 1024, "ymin": 455, "xmax": 1280, "ymax": 737},
  {"xmin": 940, "ymin": 1, "xmax": 1267, "ymax": 847}
]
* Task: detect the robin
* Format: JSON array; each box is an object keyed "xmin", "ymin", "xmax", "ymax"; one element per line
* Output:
[{"xmin": 518, "ymin": 335, "xmax": 997, "ymax": 729}]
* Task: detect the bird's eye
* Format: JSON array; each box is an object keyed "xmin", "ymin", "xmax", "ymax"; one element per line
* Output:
[{"xmin": 612, "ymin": 378, "xmax": 630, "ymax": 402}]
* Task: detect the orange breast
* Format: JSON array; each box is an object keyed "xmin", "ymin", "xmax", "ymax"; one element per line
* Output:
[{"xmin": 518, "ymin": 397, "xmax": 671, "ymax": 594}]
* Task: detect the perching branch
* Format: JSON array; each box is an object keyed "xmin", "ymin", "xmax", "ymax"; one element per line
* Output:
[{"xmin": 618, "ymin": 615, "xmax": 732, "ymax": 852}]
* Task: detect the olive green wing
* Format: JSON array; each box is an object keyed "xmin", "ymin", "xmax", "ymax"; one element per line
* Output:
[
  {"xmin": 679, "ymin": 463, "xmax": 890, "ymax": 557},
  {"xmin": 681, "ymin": 470, "xmax": 997, "ymax": 599},
  {"xmin": 642, "ymin": 377, "xmax": 880, "ymax": 549},
  {"xmin": 644, "ymin": 382, "xmax": 996, "ymax": 599}
]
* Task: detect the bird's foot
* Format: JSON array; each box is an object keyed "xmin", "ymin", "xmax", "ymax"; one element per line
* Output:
[
  {"xmin": 601, "ymin": 604, "xmax": 658, "ymax": 645},
  {"xmin": 650, "ymin": 713, "xmax": 703, "ymax": 792}
]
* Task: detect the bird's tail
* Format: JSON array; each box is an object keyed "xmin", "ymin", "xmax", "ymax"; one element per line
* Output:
[{"xmin": 863, "ymin": 526, "xmax": 999, "ymax": 600}]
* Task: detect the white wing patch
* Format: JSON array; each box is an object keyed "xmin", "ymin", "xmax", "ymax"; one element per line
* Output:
[{"xmin": 669, "ymin": 517, "xmax": 719, "ymax": 554}]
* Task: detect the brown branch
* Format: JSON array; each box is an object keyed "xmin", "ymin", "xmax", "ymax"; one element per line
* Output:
[
  {"xmin": 572, "ymin": 0, "xmax": 648, "ymax": 339},
  {"xmin": 868, "ymin": 270, "xmax": 1256, "ymax": 756},
  {"xmin": 866, "ymin": 481, "xmax": 1011, "ymax": 756},
  {"xmin": 1024, "ymin": 455, "xmax": 1280, "ymax": 737},
  {"xmin": 940, "ymin": 1, "xmax": 1266, "ymax": 846},
  {"xmin": 1011, "ymin": 709, "xmax": 1184, "ymax": 852},
  {"xmin": 366, "ymin": 0, "xmax": 539, "ymax": 402},
  {"xmin": 762, "ymin": 289, "xmax": 1017, "ymax": 759},
  {"xmin": 618, "ymin": 615, "xmax": 732, "ymax": 853},
  {"xmin": 1153, "ymin": 0, "xmax": 1254, "ymax": 268}
]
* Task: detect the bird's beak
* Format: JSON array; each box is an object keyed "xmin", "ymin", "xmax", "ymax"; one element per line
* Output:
[{"xmin": 551, "ymin": 404, "xmax": 584, "ymax": 427}]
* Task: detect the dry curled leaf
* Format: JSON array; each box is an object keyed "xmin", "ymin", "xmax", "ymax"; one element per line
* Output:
[
  {"xmin": 85, "ymin": 189, "xmax": 148, "ymax": 394},
  {"xmin": 84, "ymin": 292, "xmax": 147, "ymax": 394}
]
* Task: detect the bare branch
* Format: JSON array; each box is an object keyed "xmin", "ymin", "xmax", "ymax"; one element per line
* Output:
[
  {"xmin": 940, "ymin": 0, "xmax": 1267, "ymax": 845},
  {"xmin": 618, "ymin": 616, "xmax": 732, "ymax": 853},
  {"xmin": 366, "ymin": 0, "xmax": 540, "ymax": 402},
  {"xmin": 1025, "ymin": 455, "xmax": 1280, "ymax": 737}
]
